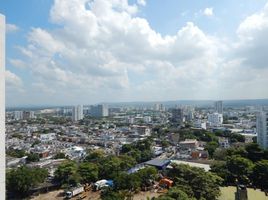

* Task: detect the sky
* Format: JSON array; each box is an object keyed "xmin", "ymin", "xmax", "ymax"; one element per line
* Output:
[{"xmin": 1, "ymin": 0, "xmax": 268, "ymax": 106}]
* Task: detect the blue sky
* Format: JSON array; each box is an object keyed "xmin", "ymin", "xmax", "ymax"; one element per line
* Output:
[{"xmin": 1, "ymin": 0, "xmax": 268, "ymax": 106}]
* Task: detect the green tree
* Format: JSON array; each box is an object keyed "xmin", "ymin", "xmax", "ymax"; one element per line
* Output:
[
  {"xmin": 114, "ymin": 172, "xmax": 141, "ymax": 191},
  {"xmin": 54, "ymin": 161, "xmax": 81, "ymax": 186},
  {"xmin": 205, "ymin": 141, "xmax": 219, "ymax": 157},
  {"xmin": 213, "ymin": 148, "xmax": 228, "ymax": 160},
  {"xmin": 251, "ymin": 160, "xmax": 268, "ymax": 189},
  {"xmin": 6, "ymin": 167, "xmax": 48, "ymax": 198},
  {"xmin": 78, "ymin": 162, "xmax": 99, "ymax": 183},
  {"xmin": 226, "ymin": 155, "xmax": 253, "ymax": 184},
  {"xmin": 54, "ymin": 152, "xmax": 67, "ymax": 159},
  {"xmin": 210, "ymin": 161, "xmax": 228, "ymax": 185},
  {"xmin": 85, "ymin": 149, "xmax": 105, "ymax": 162},
  {"xmin": 166, "ymin": 187, "xmax": 193, "ymax": 200},
  {"xmin": 245, "ymin": 143, "xmax": 264, "ymax": 162},
  {"xmin": 26, "ymin": 153, "xmax": 40, "ymax": 163},
  {"xmin": 136, "ymin": 166, "xmax": 157, "ymax": 188},
  {"xmin": 168, "ymin": 164, "xmax": 222, "ymax": 200}
]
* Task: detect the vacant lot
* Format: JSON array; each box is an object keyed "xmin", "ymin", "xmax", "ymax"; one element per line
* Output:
[
  {"xmin": 219, "ymin": 186, "xmax": 268, "ymax": 200},
  {"xmin": 31, "ymin": 190, "xmax": 101, "ymax": 200}
]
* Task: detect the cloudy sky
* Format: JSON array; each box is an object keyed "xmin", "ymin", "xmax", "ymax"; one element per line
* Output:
[{"xmin": 2, "ymin": 0, "xmax": 268, "ymax": 106}]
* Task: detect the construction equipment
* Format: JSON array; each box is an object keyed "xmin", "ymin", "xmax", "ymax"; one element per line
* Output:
[
  {"xmin": 159, "ymin": 178, "xmax": 173, "ymax": 189},
  {"xmin": 77, "ymin": 184, "xmax": 91, "ymax": 200}
]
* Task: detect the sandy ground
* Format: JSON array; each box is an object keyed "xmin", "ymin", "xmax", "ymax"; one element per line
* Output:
[
  {"xmin": 30, "ymin": 189, "xmax": 161, "ymax": 200},
  {"xmin": 31, "ymin": 189, "xmax": 101, "ymax": 200},
  {"xmin": 133, "ymin": 191, "xmax": 161, "ymax": 200}
]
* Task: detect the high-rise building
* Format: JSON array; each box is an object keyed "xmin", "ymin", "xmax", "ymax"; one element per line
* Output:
[
  {"xmin": 214, "ymin": 101, "xmax": 223, "ymax": 114},
  {"xmin": 257, "ymin": 111, "xmax": 268, "ymax": 149},
  {"xmin": 170, "ymin": 108, "xmax": 184, "ymax": 124},
  {"xmin": 208, "ymin": 113, "xmax": 223, "ymax": 126},
  {"xmin": 0, "ymin": 13, "xmax": 5, "ymax": 199},
  {"xmin": 72, "ymin": 105, "xmax": 84, "ymax": 121},
  {"xmin": 14, "ymin": 111, "xmax": 23, "ymax": 120},
  {"xmin": 90, "ymin": 104, "xmax": 109, "ymax": 117},
  {"xmin": 22, "ymin": 111, "xmax": 35, "ymax": 120}
]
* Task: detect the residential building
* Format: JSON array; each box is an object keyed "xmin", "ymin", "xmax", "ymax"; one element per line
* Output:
[
  {"xmin": 170, "ymin": 108, "xmax": 184, "ymax": 124},
  {"xmin": 14, "ymin": 111, "xmax": 23, "ymax": 120},
  {"xmin": 72, "ymin": 105, "xmax": 83, "ymax": 121},
  {"xmin": 193, "ymin": 120, "xmax": 207, "ymax": 130},
  {"xmin": 257, "ymin": 111, "xmax": 268, "ymax": 149},
  {"xmin": 179, "ymin": 139, "xmax": 199, "ymax": 150},
  {"xmin": 214, "ymin": 101, "xmax": 223, "ymax": 114},
  {"xmin": 218, "ymin": 137, "xmax": 230, "ymax": 148},
  {"xmin": 22, "ymin": 111, "xmax": 35, "ymax": 120},
  {"xmin": 90, "ymin": 104, "xmax": 109, "ymax": 117},
  {"xmin": 132, "ymin": 125, "xmax": 151, "ymax": 136},
  {"xmin": 208, "ymin": 113, "xmax": 223, "ymax": 126}
]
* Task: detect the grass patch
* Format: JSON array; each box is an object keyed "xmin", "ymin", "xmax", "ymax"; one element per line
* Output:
[{"xmin": 219, "ymin": 186, "xmax": 268, "ymax": 200}]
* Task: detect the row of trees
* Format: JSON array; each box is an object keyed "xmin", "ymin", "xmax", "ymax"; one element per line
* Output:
[{"xmin": 211, "ymin": 143, "xmax": 268, "ymax": 190}]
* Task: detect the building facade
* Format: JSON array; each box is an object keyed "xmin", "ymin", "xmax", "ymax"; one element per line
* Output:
[
  {"xmin": 214, "ymin": 101, "xmax": 223, "ymax": 114},
  {"xmin": 72, "ymin": 105, "xmax": 84, "ymax": 121},
  {"xmin": 90, "ymin": 104, "xmax": 109, "ymax": 117},
  {"xmin": 257, "ymin": 111, "xmax": 268, "ymax": 149},
  {"xmin": 208, "ymin": 113, "xmax": 223, "ymax": 126}
]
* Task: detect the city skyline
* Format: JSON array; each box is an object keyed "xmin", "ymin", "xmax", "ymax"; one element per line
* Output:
[{"xmin": 2, "ymin": 0, "xmax": 268, "ymax": 106}]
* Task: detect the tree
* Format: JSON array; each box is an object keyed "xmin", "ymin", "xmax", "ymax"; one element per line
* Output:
[
  {"xmin": 136, "ymin": 167, "xmax": 157, "ymax": 188},
  {"xmin": 6, "ymin": 149, "xmax": 26, "ymax": 158},
  {"xmin": 168, "ymin": 164, "xmax": 222, "ymax": 200},
  {"xmin": 166, "ymin": 187, "xmax": 194, "ymax": 200},
  {"xmin": 205, "ymin": 141, "xmax": 219, "ymax": 157},
  {"xmin": 245, "ymin": 143, "xmax": 264, "ymax": 162},
  {"xmin": 54, "ymin": 152, "xmax": 67, "ymax": 159},
  {"xmin": 6, "ymin": 167, "xmax": 48, "ymax": 198},
  {"xmin": 78, "ymin": 162, "xmax": 99, "ymax": 183},
  {"xmin": 114, "ymin": 172, "xmax": 141, "ymax": 191},
  {"xmin": 26, "ymin": 153, "xmax": 40, "ymax": 163},
  {"xmin": 226, "ymin": 155, "xmax": 253, "ymax": 184},
  {"xmin": 54, "ymin": 161, "xmax": 81, "ymax": 186},
  {"xmin": 213, "ymin": 148, "xmax": 228, "ymax": 160},
  {"xmin": 85, "ymin": 149, "xmax": 105, "ymax": 162},
  {"xmin": 251, "ymin": 160, "xmax": 268, "ymax": 189},
  {"xmin": 210, "ymin": 161, "xmax": 228, "ymax": 184}
]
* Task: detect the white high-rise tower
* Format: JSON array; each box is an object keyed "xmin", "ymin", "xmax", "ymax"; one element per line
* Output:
[
  {"xmin": 214, "ymin": 101, "xmax": 223, "ymax": 114},
  {"xmin": 72, "ymin": 105, "xmax": 83, "ymax": 121},
  {"xmin": 0, "ymin": 13, "xmax": 5, "ymax": 199},
  {"xmin": 257, "ymin": 111, "xmax": 268, "ymax": 149}
]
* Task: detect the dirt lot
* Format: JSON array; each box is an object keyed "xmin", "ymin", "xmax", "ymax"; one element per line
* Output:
[
  {"xmin": 30, "ymin": 190, "xmax": 101, "ymax": 200},
  {"xmin": 133, "ymin": 191, "xmax": 161, "ymax": 200},
  {"xmin": 31, "ymin": 189, "xmax": 160, "ymax": 200}
]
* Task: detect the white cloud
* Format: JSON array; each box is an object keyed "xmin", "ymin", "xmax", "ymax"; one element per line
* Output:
[
  {"xmin": 9, "ymin": 59, "xmax": 26, "ymax": 69},
  {"xmin": 5, "ymin": 70, "xmax": 23, "ymax": 89},
  {"xmin": 137, "ymin": 0, "xmax": 146, "ymax": 6},
  {"xmin": 10, "ymin": 0, "xmax": 268, "ymax": 105},
  {"xmin": 234, "ymin": 3, "xmax": 268, "ymax": 69},
  {"xmin": 203, "ymin": 7, "xmax": 214, "ymax": 16},
  {"xmin": 6, "ymin": 23, "xmax": 19, "ymax": 33}
]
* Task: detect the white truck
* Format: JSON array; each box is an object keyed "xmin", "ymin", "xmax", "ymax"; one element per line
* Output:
[
  {"xmin": 65, "ymin": 186, "xmax": 84, "ymax": 199},
  {"xmin": 93, "ymin": 179, "xmax": 114, "ymax": 191}
]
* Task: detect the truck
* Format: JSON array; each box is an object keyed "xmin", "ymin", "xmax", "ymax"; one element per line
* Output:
[
  {"xmin": 77, "ymin": 184, "xmax": 91, "ymax": 200},
  {"xmin": 93, "ymin": 180, "xmax": 114, "ymax": 191},
  {"xmin": 65, "ymin": 186, "xmax": 84, "ymax": 199}
]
